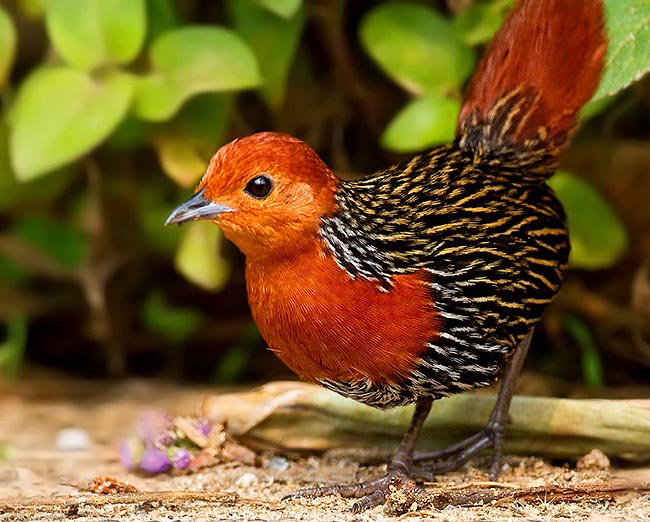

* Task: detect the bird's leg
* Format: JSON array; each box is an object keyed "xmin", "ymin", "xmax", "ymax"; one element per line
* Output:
[
  {"xmin": 284, "ymin": 396, "xmax": 433, "ymax": 513},
  {"xmin": 414, "ymin": 330, "xmax": 533, "ymax": 480}
]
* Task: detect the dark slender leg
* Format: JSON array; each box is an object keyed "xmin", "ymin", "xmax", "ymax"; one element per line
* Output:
[
  {"xmin": 285, "ymin": 331, "xmax": 532, "ymax": 510},
  {"xmin": 284, "ymin": 396, "xmax": 433, "ymax": 513},
  {"xmin": 414, "ymin": 330, "xmax": 533, "ymax": 480}
]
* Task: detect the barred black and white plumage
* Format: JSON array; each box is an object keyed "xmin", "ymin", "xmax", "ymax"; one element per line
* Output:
[{"xmin": 319, "ymin": 92, "xmax": 570, "ymax": 408}]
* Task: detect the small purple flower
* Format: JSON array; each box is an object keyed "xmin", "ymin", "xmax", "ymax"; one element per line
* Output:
[
  {"xmin": 193, "ymin": 417, "xmax": 211, "ymax": 437},
  {"xmin": 154, "ymin": 432, "xmax": 175, "ymax": 447},
  {"xmin": 137, "ymin": 409, "xmax": 173, "ymax": 446},
  {"xmin": 119, "ymin": 438, "xmax": 144, "ymax": 471},
  {"xmin": 171, "ymin": 447, "xmax": 192, "ymax": 470},
  {"xmin": 140, "ymin": 447, "xmax": 171, "ymax": 474}
]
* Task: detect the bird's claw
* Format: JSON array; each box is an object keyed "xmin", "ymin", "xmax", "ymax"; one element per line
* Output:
[
  {"xmin": 284, "ymin": 472, "xmax": 416, "ymax": 513},
  {"xmin": 413, "ymin": 423, "xmax": 506, "ymax": 481}
]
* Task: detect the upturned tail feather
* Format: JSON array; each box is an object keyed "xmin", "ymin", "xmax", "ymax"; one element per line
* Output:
[{"xmin": 457, "ymin": 0, "xmax": 607, "ymax": 177}]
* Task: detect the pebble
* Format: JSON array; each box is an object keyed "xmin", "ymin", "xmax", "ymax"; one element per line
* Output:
[
  {"xmin": 576, "ymin": 449, "xmax": 610, "ymax": 471},
  {"xmin": 235, "ymin": 472, "xmax": 274, "ymax": 488},
  {"xmin": 266, "ymin": 456, "xmax": 289, "ymax": 472},
  {"xmin": 56, "ymin": 427, "xmax": 91, "ymax": 451},
  {"xmin": 235, "ymin": 472, "xmax": 260, "ymax": 488}
]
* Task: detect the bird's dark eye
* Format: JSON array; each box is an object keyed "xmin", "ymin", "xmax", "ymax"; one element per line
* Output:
[{"xmin": 244, "ymin": 175, "xmax": 273, "ymax": 199}]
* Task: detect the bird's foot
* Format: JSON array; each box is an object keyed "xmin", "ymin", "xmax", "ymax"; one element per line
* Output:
[
  {"xmin": 414, "ymin": 420, "xmax": 506, "ymax": 481},
  {"xmin": 285, "ymin": 398, "xmax": 434, "ymax": 513},
  {"xmin": 284, "ymin": 469, "xmax": 420, "ymax": 513},
  {"xmin": 413, "ymin": 332, "xmax": 533, "ymax": 481}
]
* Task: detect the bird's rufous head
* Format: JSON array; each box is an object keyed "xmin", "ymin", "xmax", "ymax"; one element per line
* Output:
[{"xmin": 165, "ymin": 132, "xmax": 338, "ymax": 258}]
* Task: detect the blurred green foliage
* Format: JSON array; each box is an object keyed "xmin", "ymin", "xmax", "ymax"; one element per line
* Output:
[
  {"xmin": 0, "ymin": 6, "xmax": 16, "ymax": 86},
  {"xmin": 563, "ymin": 315, "xmax": 604, "ymax": 390},
  {"xmin": 0, "ymin": 315, "xmax": 27, "ymax": 377},
  {"xmin": 142, "ymin": 290, "xmax": 203, "ymax": 345},
  {"xmin": 360, "ymin": 2, "xmax": 475, "ymax": 95},
  {"xmin": 593, "ymin": 0, "xmax": 650, "ymax": 101},
  {"xmin": 0, "ymin": 0, "xmax": 648, "ymax": 384},
  {"xmin": 45, "ymin": 0, "xmax": 146, "ymax": 70},
  {"xmin": 11, "ymin": 66, "xmax": 134, "ymax": 178},
  {"xmin": 548, "ymin": 172, "xmax": 628, "ymax": 270},
  {"xmin": 380, "ymin": 94, "xmax": 459, "ymax": 152}
]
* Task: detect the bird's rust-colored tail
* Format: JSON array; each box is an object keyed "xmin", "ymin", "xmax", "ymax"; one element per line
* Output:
[{"xmin": 457, "ymin": 0, "xmax": 607, "ymax": 173}]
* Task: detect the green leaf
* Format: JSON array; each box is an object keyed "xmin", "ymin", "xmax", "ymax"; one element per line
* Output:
[
  {"xmin": 17, "ymin": 0, "xmax": 45, "ymax": 18},
  {"xmin": 0, "ymin": 315, "xmax": 28, "ymax": 379},
  {"xmin": 45, "ymin": 0, "xmax": 146, "ymax": 70},
  {"xmin": 592, "ymin": 0, "xmax": 650, "ymax": 100},
  {"xmin": 0, "ymin": 255, "xmax": 30, "ymax": 285},
  {"xmin": 228, "ymin": 0, "xmax": 304, "ymax": 109},
  {"xmin": 146, "ymin": 0, "xmax": 178, "ymax": 42},
  {"xmin": 153, "ymin": 94, "xmax": 232, "ymax": 186},
  {"xmin": 0, "ymin": 7, "xmax": 17, "ymax": 88},
  {"xmin": 155, "ymin": 137, "xmax": 210, "ymax": 187},
  {"xmin": 142, "ymin": 290, "xmax": 203, "ymax": 345},
  {"xmin": 0, "ymin": 166, "xmax": 72, "ymax": 212},
  {"xmin": 9, "ymin": 66, "xmax": 133, "ymax": 180},
  {"xmin": 175, "ymin": 221, "xmax": 231, "ymax": 292},
  {"xmin": 548, "ymin": 171, "xmax": 628, "ymax": 270},
  {"xmin": 580, "ymin": 92, "xmax": 618, "ymax": 121},
  {"xmin": 12, "ymin": 216, "xmax": 87, "ymax": 269},
  {"xmin": 381, "ymin": 94, "xmax": 460, "ymax": 152},
  {"xmin": 214, "ymin": 322, "xmax": 260, "ymax": 384},
  {"xmin": 252, "ymin": 0, "xmax": 302, "ymax": 19},
  {"xmin": 564, "ymin": 315, "xmax": 603, "ymax": 390},
  {"xmin": 360, "ymin": 1, "xmax": 474, "ymax": 95},
  {"xmin": 452, "ymin": 0, "xmax": 512, "ymax": 46},
  {"xmin": 135, "ymin": 26, "xmax": 261, "ymax": 121},
  {"xmin": 0, "ymin": 118, "xmax": 17, "ymax": 202},
  {"xmin": 106, "ymin": 115, "xmax": 150, "ymax": 150},
  {"xmin": 138, "ymin": 182, "xmax": 182, "ymax": 253}
]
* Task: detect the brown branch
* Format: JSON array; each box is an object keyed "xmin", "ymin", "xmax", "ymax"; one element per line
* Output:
[
  {"xmin": 310, "ymin": 0, "xmax": 382, "ymax": 135},
  {"xmin": 80, "ymin": 156, "xmax": 133, "ymax": 377},
  {"xmin": 386, "ymin": 480, "xmax": 650, "ymax": 514},
  {"xmin": 0, "ymin": 490, "xmax": 253, "ymax": 515},
  {"xmin": 555, "ymin": 280, "xmax": 635, "ymax": 329}
]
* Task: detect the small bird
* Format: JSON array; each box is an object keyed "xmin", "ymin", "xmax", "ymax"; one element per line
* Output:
[{"xmin": 166, "ymin": 0, "xmax": 606, "ymax": 512}]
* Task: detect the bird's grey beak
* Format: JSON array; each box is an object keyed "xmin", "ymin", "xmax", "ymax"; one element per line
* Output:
[{"xmin": 165, "ymin": 189, "xmax": 235, "ymax": 226}]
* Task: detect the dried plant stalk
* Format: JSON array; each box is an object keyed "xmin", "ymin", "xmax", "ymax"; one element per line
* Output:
[{"xmin": 202, "ymin": 382, "xmax": 650, "ymax": 459}]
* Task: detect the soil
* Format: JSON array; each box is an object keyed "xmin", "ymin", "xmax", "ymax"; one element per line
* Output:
[{"xmin": 1, "ymin": 378, "xmax": 649, "ymax": 521}]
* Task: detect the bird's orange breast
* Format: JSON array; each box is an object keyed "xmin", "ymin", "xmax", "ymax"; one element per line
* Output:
[{"xmin": 245, "ymin": 243, "xmax": 441, "ymax": 385}]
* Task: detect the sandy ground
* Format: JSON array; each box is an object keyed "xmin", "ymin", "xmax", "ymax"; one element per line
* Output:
[{"xmin": 1, "ymin": 379, "xmax": 649, "ymax": 521}]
